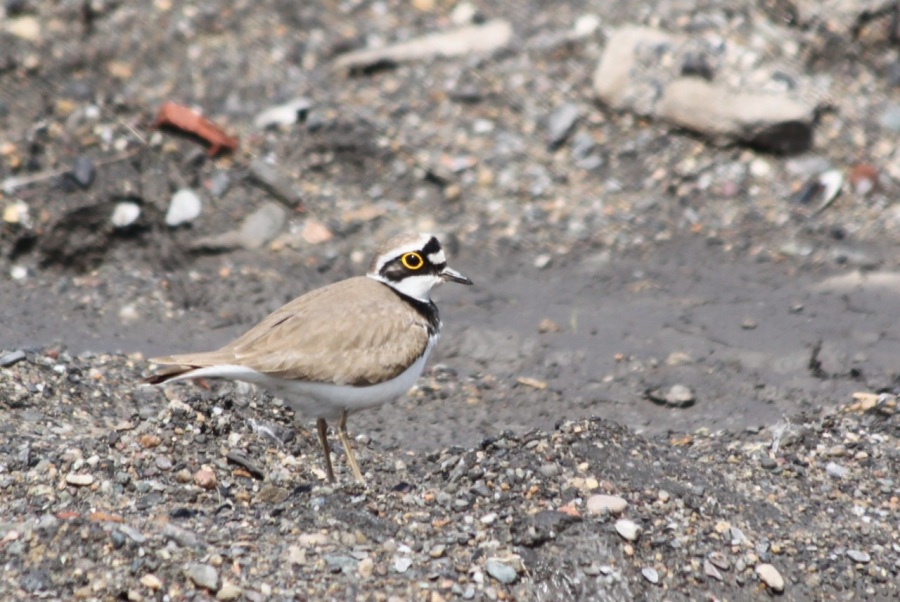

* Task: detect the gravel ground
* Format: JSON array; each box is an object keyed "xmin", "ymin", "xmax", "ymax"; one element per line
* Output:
[
  {"xmin": 1, "ymin": 350, "xmax": 898, "ymax": 601},
  {"xmin": 2, "ymin": 0, "xmax": 900, "ymax": 600}
]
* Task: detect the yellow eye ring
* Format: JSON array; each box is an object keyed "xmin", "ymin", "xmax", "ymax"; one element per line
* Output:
[{"xmin": 400, "ymin": 252, "xmax": 424, "ymax": 270}]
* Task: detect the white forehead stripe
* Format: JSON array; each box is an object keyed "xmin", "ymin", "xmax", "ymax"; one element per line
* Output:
[
  {"xmin": 427, "ymin": 250, "xmax": 446, "ymax": 265},
  {"xmin": 372, "ymin": 233, "xmax": 440, "ymax": 273}
]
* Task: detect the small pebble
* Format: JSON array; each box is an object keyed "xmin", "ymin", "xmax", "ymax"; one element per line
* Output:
[
  {"xmin": 357, "ymin": 557, "xmax": 374, "ymax": 578},
  {"xmin": 139, "ymin": 435, "xmax": 161, "ymax": 449},
  {"xmin": 239, "ymin": 202, "xmax": 287, "ymax": 250},
  {"xmin": 825, "ymin": 462, "xmax": 847, "ymax": 479},
  {"xmin": 216, "ymin": 580, "xmax": 242, "ymax": 601},
  {"xmin": 0, "ymin": 350, "xmax": 26, "ymax": 367},
  {"xmin": 760, "ymin": 456, "xmax": 778, "ymax": 470},
  {"xmin": 253, "ymin": 98, "xmax": 312, "ymax": 129},
  {"xmin": 10, "ymin": 265, "xmax": 29, "ymax": 281},
  {"xmin": 302, "ymin": 219, "xmax": 333, "ymax": 244},
  {"xmin": 755, "ymin": 563, "xmax": 784, "ymax": 593},
  {"xmin": 615, "ymin": 518, "xmax": 641, "ymax": 541},
  {"xmin": 534, "ymin": 254, "xmax": 552, "ymax": 269},
  {"xmin": 393, "ymin": 556, "xmax": 412, "ymax": 573},
  {"xmin": 110, "ymin": 202, "xmax": 141, "ymax": 228},
  {"xmin": 539, "ymin": 463, "xmax": 560, "ymax": 478},
  {"xmin": 70, "ymin": 155, "xmax": 96, "ymax": 189},
  {"xmin": 704, "ymin": 559, "xmax": 724, "ymax": 581},
  {"xmin": 546, "ymin": 102, "xmax": 579, "ymax": 150},
  {"xmin": 847, "ymin": 550, "xmax": 870, "ymax": 564},
  {"xmin": 586, "ymin": 494, "xmax": 628, "ymax": 516},
  {"xmin": 208, "ymin": 170, "xmax": 231, "ymax": 197},
  {"xmin": 184, "ymin": 563, "xmax": 219, "ymax": 591},
  {"xmin": 140, "ymin": 574, "xmax": 163, "ymax": 590},
  {"xmin": 118, "ymin": 304, "xmax": 139, "ymax": 325},
  {"xmin": 3, "ymin": 200, "xmax": 28, "ymax": 225},
  {"xmin": 249, "ymin": 159, "xmax": 302, "ymax": 207},
  {"xmin": 573, "ymin": 14, "xmax": 601, "ymax": 37},
  {"xmin": 65, "ymin": 473, "xmax": 94, "ymax": 487},
  {"xmin": 193, "ymin": 468, "xmax": 217, "ymax": 490},
  {"xmin": 878, "ymin": 103, "xmax": 900, "ymax": 132},
  {"xmin": 664, "ymin": 384, "xmax": 695, "ymax": 407},
  {"xmin": 485, "ymin": 559, "xmax": 517, "ymax": 584},
  {"xmin": 641, "ymin": 567, "xmax": 659, "ymax": 584},
  {"xmin": 537, "ymin": 318, "xmax": 560, "ymax": 333},
  {"xmin": 165, "ymin": 189, "xmax": 202, "ymax": 227}
]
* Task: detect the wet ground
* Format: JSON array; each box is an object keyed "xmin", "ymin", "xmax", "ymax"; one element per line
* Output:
[{"xmin": 4, "ymin": 234, "xmax": 898, "ymax": 452}]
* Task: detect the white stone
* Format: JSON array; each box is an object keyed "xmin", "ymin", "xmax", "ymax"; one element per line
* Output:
[
  {"xmin": 166, "ymin": 189, "xmax": 202, "ymax": 227},
  {"xmin": 614, "ymin": 518, "xmax": 641, "ymax": 541},
  {"xmin": 65, "ymin": 473, "xmax": 94, "ymax": 486},
  {"xmin": 111, "ymin": 201, "xmax": 141, "ymax": 228},
  {"xmin": 586, "ymin": 494, "xmax": 628, "ymax": 515},
  {"xmin": 641, "ymin": 567, "xmax": 659, "ymax": 584},
  {"xmin": 755, "ymin": 563, "xmax": 784, "ymax": 592},
  {"xmin": 253, "ymin": 98, "xmax": 313, "ymax": 130}
]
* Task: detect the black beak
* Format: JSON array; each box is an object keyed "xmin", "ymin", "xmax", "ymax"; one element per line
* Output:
[{"xmin": 440, "ymin": 266, "xmax": 473, "ymax": 285}]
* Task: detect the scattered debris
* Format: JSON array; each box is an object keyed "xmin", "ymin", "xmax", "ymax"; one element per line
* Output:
[
  {"xmin": 155, "ymin": 101, "xmax": 238, "ymax": 156},
  {"xmin": 335, "ymin": 19, "xmax": 513, "ymax": 72}
]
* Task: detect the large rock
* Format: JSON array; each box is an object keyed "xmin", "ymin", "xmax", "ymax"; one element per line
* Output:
[
  {"xmin": 592, "ymin": 25, "xmax": 819, "ymax": 154},
  {"xmin": 657, "ymin": 79, "xmax": 813, "ymax": 153}
]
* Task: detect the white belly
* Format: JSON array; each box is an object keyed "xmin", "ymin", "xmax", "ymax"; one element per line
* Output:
[{"xmin": 172, "ymin": 340, "xmax": 435, "ymax": 421}]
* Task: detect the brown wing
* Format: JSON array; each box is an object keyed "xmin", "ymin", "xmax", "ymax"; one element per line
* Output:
[{"xmin": 150, "ymin": 277, "xmax": 431, "ymax": 386}]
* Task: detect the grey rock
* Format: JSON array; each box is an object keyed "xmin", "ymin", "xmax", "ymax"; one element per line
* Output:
[
  {"xmin": 248, "ymin": 159, "xmax": 302, "ymax": 208},
  {"xmin": 641, "ymin": 567, "xmax": 659, "ymax": 584},
  {"xmin": 539, "ymin": 463, "xmax": 560, "ymax": 478},
  {"xmin": 704, "ymin": 558, "xmax": 724, "ymax": 581},
  {"xmin": 239, "ymin": 202, "xmax": 287, "ymax": 250},
  {"xmin": 847, "ymin": 549, "xmax": 870, "ymax": 563},
  {"xmin": 162, "ymin": 523, "xmax": 204, "ymax": 548},
  {"xmin": 0, "ymin": 350, "xmax": 26, "ymax": 367},
  {"xmin": 485, "ymin": 558, "xmax": 517, "ymax": 584},
  {"xmin": 184, "ymin": 563, "xmax": 219, "ymax": 591},
  {"xmin": 657, "ymin": 79, "xmax": 813, "ymax": 153},
  {"xmin": 593, "ymin": 25, "xmax": 816, "ymax": 153},
  {"xmin": 826, "ymin": 461, "xmax": 847, "ymax": 479},
  {"xmin": 324, "ymin": 554, "xmax": 358, "ymax": 573},
  {"xmin": 878, "ymin": 104, "xmax": 900, "ymax": 132},
  {"xmin": 208, "ymin": 170, "xmax": 231, "ymax": 197},
  {"xmin": 546, "ymin": 103, "xmax": 579, "ymax": 150},
  {"xmin": 71, "ymin": 155, "xmax": 96, "ymax": 189},
  {"xmin": 118, "ymin": 525, "xmax": 146, "ymax": 544},
  {"xmin": 19, "ymin": 569, "xmax": 51, "ymax": 594}
]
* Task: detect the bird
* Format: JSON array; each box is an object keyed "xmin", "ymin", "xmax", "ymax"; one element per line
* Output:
[{"xmin": 145, "ymin": 232, "xmax": 473, "ymax": 486}]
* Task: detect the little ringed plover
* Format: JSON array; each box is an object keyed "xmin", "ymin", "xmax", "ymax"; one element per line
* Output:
[{"xmin": 145, "ymin": 232, "xmax": 472, "ymax": 486}]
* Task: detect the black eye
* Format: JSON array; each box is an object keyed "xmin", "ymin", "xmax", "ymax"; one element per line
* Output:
[{"xmin": 400, "ymin": 252, "xmax": 424, "ymax": 270}]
